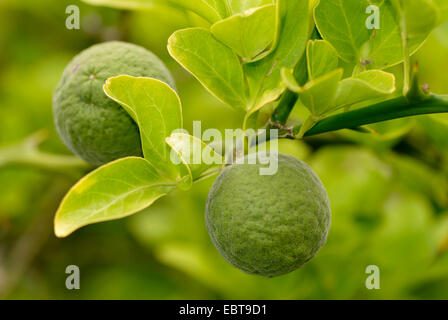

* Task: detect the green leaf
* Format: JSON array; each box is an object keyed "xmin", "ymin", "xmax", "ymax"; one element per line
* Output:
[
  {"xmin": 307, "ymin": 40, "xmax": 339, "ymax": 80},
  {"xmin": 211, "ymin": 4, "xmax": 276, "ymax": 61},
  {"xmin": 334, "ymin": 70, "xmax": 396, "ymax": 108},
  {"xmin": 54, "ymin": 157, "xmax": 177, "ymax": 238},
  {"xmin": 401, "ymin": 0, "xmax": 439, "ymax": 37},
  {"xmin": 82, "ymin": 0, "xmax": 226, "ymax": 23},
  {"xmin": 314, "ymin": 0, "xmax": 432, "ymax": 69},
  {"xmin": 104, "ymin": 76, "xmax": 184, "ymax": 181},
  {"xmin": 227, "ymin": 0, "xmax": 274, "ymax": 14},
  {"xmin": 82, "ymin": 0, "xmax": 156, "ymax": 9},
  {"xmin": 298, "ymin": 69, "xmax": 344, "ymax": 117},
  {"xmin": 283, "ymin": 67, "xmax": 395, "ymax": 123},
  {"xmin": 244, "ymin": 0, "xmax": 310, "ymax": 113},
  {"xmin": 314, "ymin": 0, "xmax": 366, "ymax": 64},
  {"xmin": 166, "ymin": 133, "xmax": 223, "ymax": 181},
  {"xmin": 281, "ymin": 68, "xmax": 302, "ymax": 92},
  {"xmin": 434, "ymin": 0, "xmax": 448, "ymax": 23},
  {"xmin": 168, "ymin": 28, "xmax": 248, "ymax": 111},
  {"xmin": 168, "ymin": 0, "xmax": 227, "ymax": 22}
]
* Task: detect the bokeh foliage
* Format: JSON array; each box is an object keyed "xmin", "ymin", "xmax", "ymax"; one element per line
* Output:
[{"xmin": 0, "ymin": 0, "xmax": 448, "ymax": 299}]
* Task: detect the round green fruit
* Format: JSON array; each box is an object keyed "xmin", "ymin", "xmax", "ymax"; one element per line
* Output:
[
  {"xmin": 53, "ymin": 41, "xmax": 175, "ymax": 165},
  {"xmin": 206, "ymin": 153, "xmax": 331, "ymax": 277}
]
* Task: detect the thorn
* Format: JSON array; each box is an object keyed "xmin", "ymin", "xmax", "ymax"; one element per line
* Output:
[
  {"xmin": 413, "ymin": 61, "xmax": 419, "ymax": 73},
  {"xmin": 268, "ymin": 120, "xmax": 295, "ymax": 139},
  {"xmin": 349, "ymin": 126, "xmax": 377, "ymax": 134},
  {"xmin": 407, "ymin": 61, "xmax": 431, "ymax": 102}
]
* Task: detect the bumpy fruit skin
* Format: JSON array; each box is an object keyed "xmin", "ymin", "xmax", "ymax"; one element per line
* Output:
[
  {"xmin": 53, "ymin": 41, "xmax": 175, "ymax": 165},
  {"xmin": 206, "ymin": 153, "xmax": 331, "ymax": 277}
]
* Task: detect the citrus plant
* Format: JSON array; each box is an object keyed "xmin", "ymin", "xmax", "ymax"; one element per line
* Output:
[{"xmin": 7, "ymin": 0, "xmax": 448, "ymax": 277}]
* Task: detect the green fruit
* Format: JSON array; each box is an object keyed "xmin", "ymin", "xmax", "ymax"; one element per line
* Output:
[
  {"xmin": 53, "ymin": 41, "xmax": 175, "ymax": 165},
  {"xmin": 206, "ymin": 153, "xmax": 331, "ymax": 277}
]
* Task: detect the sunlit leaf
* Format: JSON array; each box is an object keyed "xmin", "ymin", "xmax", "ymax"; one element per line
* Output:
[
  {"xmin": 227, "ymin": 0, "xmax": 274, "ymax": 14},
  {"xmin": 54, "ymin": 157, "xmax": 177, "ymax": 237},
  {"xmin": 281, "ymin": 68, "xmax": 302, "ymax": 92},
  {"xmin": 434, "ymin": 0, "xmax": 448, "ymax": 23},
  {"xmin": 104, "ymin": 76, "xmax": 184, "ymax": 181},
  {"xmin": 168, "ymin": 0, "xmax": 227, "ymax": 22},
  {"xmin": 244, "ymin": 0, "xmax": 310, "ymax": 113},
  {"xmin": 166, "ymin": 132, "xmax": 223, "ymax": 181},
  {"xmin": 401, "ymin": 0, "xmax": 439, "ymax": 38},
  {"xmin": 307, "ymin": 39, "xmax": 339, "ymax": 80},
  {"xmin": 314, "ymin": 0, "xmax": 433, "ymax": 69},
  {"xmin": 82, "ymin": 0, "xmax": 226, "ymax": 23},
  {"xmin": 82, "ymin": 0, "xmax": 156, "ymax": 9},
  {"xmin": 168, "ymin": 28, "xmax": 248, "ymax": 110},
  {"xmin": 298, "ymin": 69, "xmax": 344, "ymax": 117},
  {"xmin": 211, "ymin": 4, "xmax": 276, "ymax": 61},
  {"xmin": 334, "ymin": 70, "xmax": 396, "ymax": 108},
  {"xmin": 282, "ymin": 67, "xmax": 352, "ymax": 117}
]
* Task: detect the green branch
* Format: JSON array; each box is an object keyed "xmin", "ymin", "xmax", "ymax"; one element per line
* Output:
[
  {"xmin": 0, "ymin": 132, "xmax": 92, "ymax": 175},
  {"xmin": 296, "ymin": 94, "xmax": 448, "ymax": 137},
  {"xmin": 270, "ymin": 90, "xmax": 299, "ymax": 125}
]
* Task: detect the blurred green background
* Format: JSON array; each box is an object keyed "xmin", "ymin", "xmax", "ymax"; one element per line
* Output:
[{"xmin": 1, "ymin": 0, "xmax": 448, "ymax": 300}]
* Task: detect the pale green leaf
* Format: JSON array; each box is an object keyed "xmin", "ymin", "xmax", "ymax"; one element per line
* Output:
[
  {"xmin": 168, "ymin": 28, "xmax": 248, "ymax": 110},
  {"xmin": 168, "ymin": 0, "xmax": 227, "ymax": 22},
  {"xmin": 211, "ymin": 4, "xmax": 276, "ymax": 61},
  {"xmin": 314, "ymin": 0, "xmax": 367, "ymax": 64},
  {"xmin": 54, "ymin": 157, "xmax": 177, "ymax": 237},
  {"xmin": 281, "ymin": 68, "xmax": 302, "ymax": 92},
  {"xmin": 166, "ymin": 133, "xmax": 223, "ymax": 181},
  {"xmin": 334, "ymin": 70, "xmax": 396, "ymax": 108},
  {"xmin": 82, "ymin": 0, "xmax": 156, "ymax": 9},
  {"xmin": 227, "ymin": 0, "xmax": 275, "ymax": 14},
  {"xmin": 299, "ymin": 68, "xmax": 344, "ymax": 117},
  {"xmin": 307, "ymin": 39, "xmax": 339, "ymax": 80},
  {"xmin": 104, "ymin": 76, "xmax": 183, "ymax": 181},
  {"xmin": 434, "ymin": 0, "xmax": 448, "ymax": 23},
  {"xmin": 314, "ymin": 0, "xmax": 432, "ymax": 69},
  {"xmin": 82, "ymin": 0, "xmax": 226, "ymax": 23},
  {"xmin": 244, "ymin": 0, "xmax": 310, "ymax": 113}
]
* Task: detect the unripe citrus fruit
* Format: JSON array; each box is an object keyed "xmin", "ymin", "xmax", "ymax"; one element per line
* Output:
[
  {"xmin": 206, "ymin": 153, "xmax": 331, "ymax": 277},
  {"xmin": 53, "ymin": 41, "xmax": 175, "ymax": 165}
]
